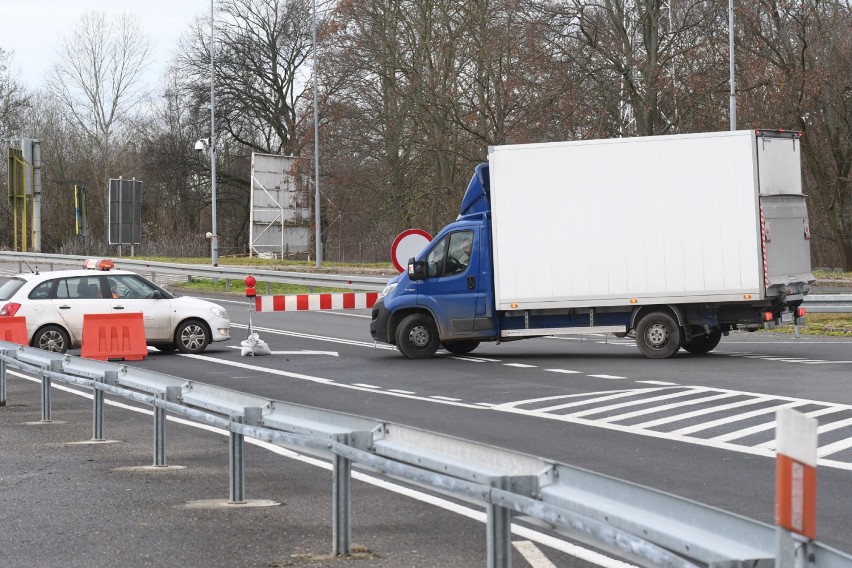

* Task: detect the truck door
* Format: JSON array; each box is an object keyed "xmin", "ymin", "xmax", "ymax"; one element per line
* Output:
[{"xmin": 419, "ymin": 229, "xmax": 482, "ymax": 339}]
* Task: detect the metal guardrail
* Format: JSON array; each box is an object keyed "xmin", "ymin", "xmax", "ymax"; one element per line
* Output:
[
  {"xmin": 803, "ymin": 295, "xmax": 852, "ymax": 313},
  {"xmin": 2, "ymin": 341, "xmax": 851, "ymax": 568},
  {"xmin": 0, "ymin": 251, "xmax": 388, "ymax": 292}
]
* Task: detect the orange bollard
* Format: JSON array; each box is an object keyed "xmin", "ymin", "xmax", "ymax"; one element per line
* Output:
[
  {"xmin": 81, "ymin": 312, "xmax": 148, "ymax": 361},
  {"xmin": 0, "ymin": 316, "xmax": 28, "ymax": 346}
]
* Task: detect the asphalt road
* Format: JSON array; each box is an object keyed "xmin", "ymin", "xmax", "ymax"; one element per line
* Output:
[{"xmin": 3, "ymin": 279, "xmax": 852, "ymax": 566}]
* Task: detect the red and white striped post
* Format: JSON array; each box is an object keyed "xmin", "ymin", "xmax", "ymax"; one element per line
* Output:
[{"xmin": 775, "ymin": 408, "xmax": 817, "ymax": 567}]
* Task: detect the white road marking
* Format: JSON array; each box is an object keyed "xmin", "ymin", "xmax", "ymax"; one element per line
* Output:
[
  {"xmin": 353, "ymin": 383, "xmax": 381, "ymax": 389},
  {"xmin": 176, "ymin": 354, "xmax": 484, "ymax": 409},
  {"xmin": 628, "ymin": 395, "xmax": 772, "ymax": 429},
  {"xmin": 587, "ymin": 374, "xmax": 627, "ymax": 380},
  {"xmin": 513, "ymin": 540, "xmax": 559, "ymax": 568},
  {"xmin": 226, "ymin": 346, "xmax": 339, "ymax": 356},
  {"xmin": 715, "ymin": 406, "xmax": 846, "ymax": 444},
  {"xmin": 504, "ymin": 363, "xmax": 537, "ymax": 368},
  {"xmin": 669, "ymin": 401, "xmax": 805, "ymax": 436},
  {"xmin": 599, "ymin": 392, "xmax": 741, "ymax": 425},
  {"xmin": 389, "ymin": 389, "xmax": 416, "ymax": 395},
  {"xmin": 430, "ymin": 396, "xmax": 462, "ymax": 402},
  {"xmin": 544, "ymin": 369, "xmax": 582, "ymax": 374},
  {"xmin": 635, "ymin": 380, "xmax": 678, "ymax": 386}
]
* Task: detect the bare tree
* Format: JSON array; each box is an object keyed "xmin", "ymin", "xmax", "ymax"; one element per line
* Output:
[
  {"xmin": 0, "ymin": 48, "xmax": 30, "ymax": 138},
  {"xmin": 46, "ymin": 11, "xmax": 151, "ymax": 247},
  {"xmin": 48, "ymin": 12, "xmax": 151, "ymax": 154}
]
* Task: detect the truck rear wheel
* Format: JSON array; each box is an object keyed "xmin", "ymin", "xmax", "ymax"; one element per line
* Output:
[
  {"xmin": 441, "ymin": 340, "xmax": 480, "ymax": 355},
  {"xmin": 636, "ymin": 312, "xmax": 682, "ymax": 359},
  {"xmin": 396, "ymin": 314, "xmax": 440, "ymax": 359},
  {"xmin": 682, "ymin": 330, "xmax": 722, "ymax": 355}
]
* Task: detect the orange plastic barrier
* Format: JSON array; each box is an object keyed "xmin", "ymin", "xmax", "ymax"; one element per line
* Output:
[
  {"xmin": 0, "ymin": 316, "xmax": 28, "ymax": 346},
  {"xmin": 81, "ymin": 312, "xmax": 147, "ymax": 361}
]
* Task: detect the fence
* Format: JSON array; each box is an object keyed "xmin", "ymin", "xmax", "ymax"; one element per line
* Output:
[{"xmin": 2, "ymin": 341, "xmax": 851, "ymax": 568}]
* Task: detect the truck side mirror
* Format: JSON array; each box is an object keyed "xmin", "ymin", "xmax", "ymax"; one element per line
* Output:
[{"xmin": 408, "ymin": 258, "xmax": 426, "ymax": 280}]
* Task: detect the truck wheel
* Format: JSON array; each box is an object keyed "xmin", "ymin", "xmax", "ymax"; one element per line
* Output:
[
  {"xmin": 441, "ymin": 340, "xmax": 480, "ymax": 355},
  {"xmin": 636, "ymin": 312, "xmax": 682, "ymax": 359},
  {"xmin": 682, "ymin": 330, "xmax": 722, "ymax": 355},
  {"xmin": 396, "ymin": 314, "xmax": 440, "ymax": 359}
]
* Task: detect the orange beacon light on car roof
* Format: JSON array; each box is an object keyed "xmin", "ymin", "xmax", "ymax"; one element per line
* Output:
[{"xmin": 83, "ymin": 259, "xmax": 115, "ymax": 271}]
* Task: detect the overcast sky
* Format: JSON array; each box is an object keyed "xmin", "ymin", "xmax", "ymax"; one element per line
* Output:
[{"xmin": 1, "ymin": 0, "xmax": 208, "ymax": 90}]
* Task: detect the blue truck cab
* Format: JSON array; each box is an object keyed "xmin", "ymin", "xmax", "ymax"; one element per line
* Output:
[{"xmin": 370, "ymin": 164, "xmax": 499, "ymax": 357}]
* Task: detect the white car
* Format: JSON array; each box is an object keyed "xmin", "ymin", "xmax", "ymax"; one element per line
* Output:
[{"xmin": 0, "ymin": 259, "xmax": 230, "ymax": 354}]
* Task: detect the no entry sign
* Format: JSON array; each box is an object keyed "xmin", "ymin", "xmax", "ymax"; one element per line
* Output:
[{"xmin": 391, "ymin": 229, "xmax": 432, "ymax": 273}]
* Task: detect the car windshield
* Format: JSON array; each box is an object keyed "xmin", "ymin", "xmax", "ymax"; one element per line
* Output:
[{"xmin": 0, "ymin": 278, "xmax": 26, "ymax": 301}]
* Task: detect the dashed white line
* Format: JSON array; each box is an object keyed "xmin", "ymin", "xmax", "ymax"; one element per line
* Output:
[
  {"xmin": 588, "ymin": 374, "xmax": 627, "ymax": 380},
  {"xmin": 388, "ymin": 389, "xmax": 417, "ymax": 395},
  {"xmin": 545, "ymin": 369, "xmax": 582, "ymax": 374},
  {"xmin": 504, "ymin": 363, "xmax": 538, "ymax": 368},
  {"xmin": 353, "ymin": 383, "xmax": 381, "ymax": 389},
  {"xmin": 430, "ymin": 396, "xmax": 462, "ymax": 402},
  {"xmin": 635, "ymin": 380, "xmax": 678, "ymax": 386}
]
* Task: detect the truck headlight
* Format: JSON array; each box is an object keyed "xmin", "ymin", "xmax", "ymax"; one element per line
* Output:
[
  {"xmin": 210, "ymin": 306, "xmax": 228, "ymax": 319},
  {"xmin": 379, "ymin": 282, "xmax": 398, "ymax": 300}
]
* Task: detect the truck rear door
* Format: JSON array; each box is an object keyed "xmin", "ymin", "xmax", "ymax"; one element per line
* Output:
[{"xmin": 756, "ymin": 131, "xmax": 815, "ymax": 293}]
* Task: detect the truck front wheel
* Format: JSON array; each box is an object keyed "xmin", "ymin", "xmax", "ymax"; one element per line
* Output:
[
  {"xmin": 396, "ymin": 314, "xmax": 440, "ymax": 359},
  {"xmin": 636, "ymin": 312, "xmax": 683, "ymax": 359}
]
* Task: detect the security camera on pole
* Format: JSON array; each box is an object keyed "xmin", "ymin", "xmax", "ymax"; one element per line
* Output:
[{"xmin": 240, "ymin": 275, "xmax": 270, "ymax": 356}]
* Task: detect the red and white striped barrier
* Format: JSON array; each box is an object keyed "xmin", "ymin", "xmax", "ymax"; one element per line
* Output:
[{"xmin": 255, "ymin": 292, "xmax": 379, "ymax": 313}]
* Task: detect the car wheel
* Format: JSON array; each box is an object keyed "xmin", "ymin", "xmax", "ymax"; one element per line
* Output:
[
  {"xmin": 682, "ymin": 330, "xmax": 722, "ymax": 355},
  {"xmin": 175, "ymin": 320, "xmax": 210, "ymax": 354},
  {"xmin": 635, "ymin": 312, "xmax": 682, "ymax": 359},
  {"xmin": 441, "ymin": 340, "xmax": 480, "ymax": 355},
  {"xmin": 32, "ymin": 325, "xmax": 71, "ymax": 354},
  {"xmin": 395, "ymin": 314, "xmax": 440, "ymax": 359}
]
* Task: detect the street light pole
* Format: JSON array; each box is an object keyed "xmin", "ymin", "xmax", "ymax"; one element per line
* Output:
[
  {"xmin": 312, "ymin": 0, "xmax": 322, "ymax": 268},
  {"xmin": 210, "ymin": 0, "xmax": 219, "ymax": 266},
  {"xmin": 729, "ymin": 0, "xmax": 737, "ymax": 131}
]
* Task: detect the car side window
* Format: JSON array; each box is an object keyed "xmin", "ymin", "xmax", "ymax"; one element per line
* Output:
[
  {"xmin": 28, "ymin": 280, "xmax": 55, "ymax": 300},
  {"xmin": 56, "ymin": 277, "xmax": 104, "ymax": 300},
  {"xmin": 106, "ymin": 275, "xmax": 158, "ymax": 299}
]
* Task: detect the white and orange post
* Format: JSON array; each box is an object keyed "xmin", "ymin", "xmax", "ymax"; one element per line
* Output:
[{"xmin": 775, "ymin": 407, "xmax": 817, "ymax": 568}]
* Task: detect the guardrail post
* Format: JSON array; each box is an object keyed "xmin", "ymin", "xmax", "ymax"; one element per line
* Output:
[
  {"xmin": 0, "ymin": 352, "xmax": 7, "ymax": 407},
  {"xmin": 487, "ymin": 476, "xmax": 512, "ymax": 568},
  {"xmin": 153, "ymin": 391, "xmax": 167, "ymax": 466},
  {"xmin": 229, "ymin": 413, "xmax": 246, "ymax": 504},
  {"xmin": 39, "ymin": 361, "xmax": 62, "ymax": 422},
  {"xmin": 332, "ymin": 434, "xmax": 352, "ymax": 556},
  {"xmin": 92, "ymin": 374, "xmax": 106, "ymax": 441}
]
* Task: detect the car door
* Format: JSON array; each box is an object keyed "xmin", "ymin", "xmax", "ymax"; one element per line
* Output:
[
  {"xmin": 105, "ymin": 274, "xmax": 172, "ymax": 340},
  {"xmin": 51, "ymin": 276, "xmax": 110, "ymax": 343}
]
